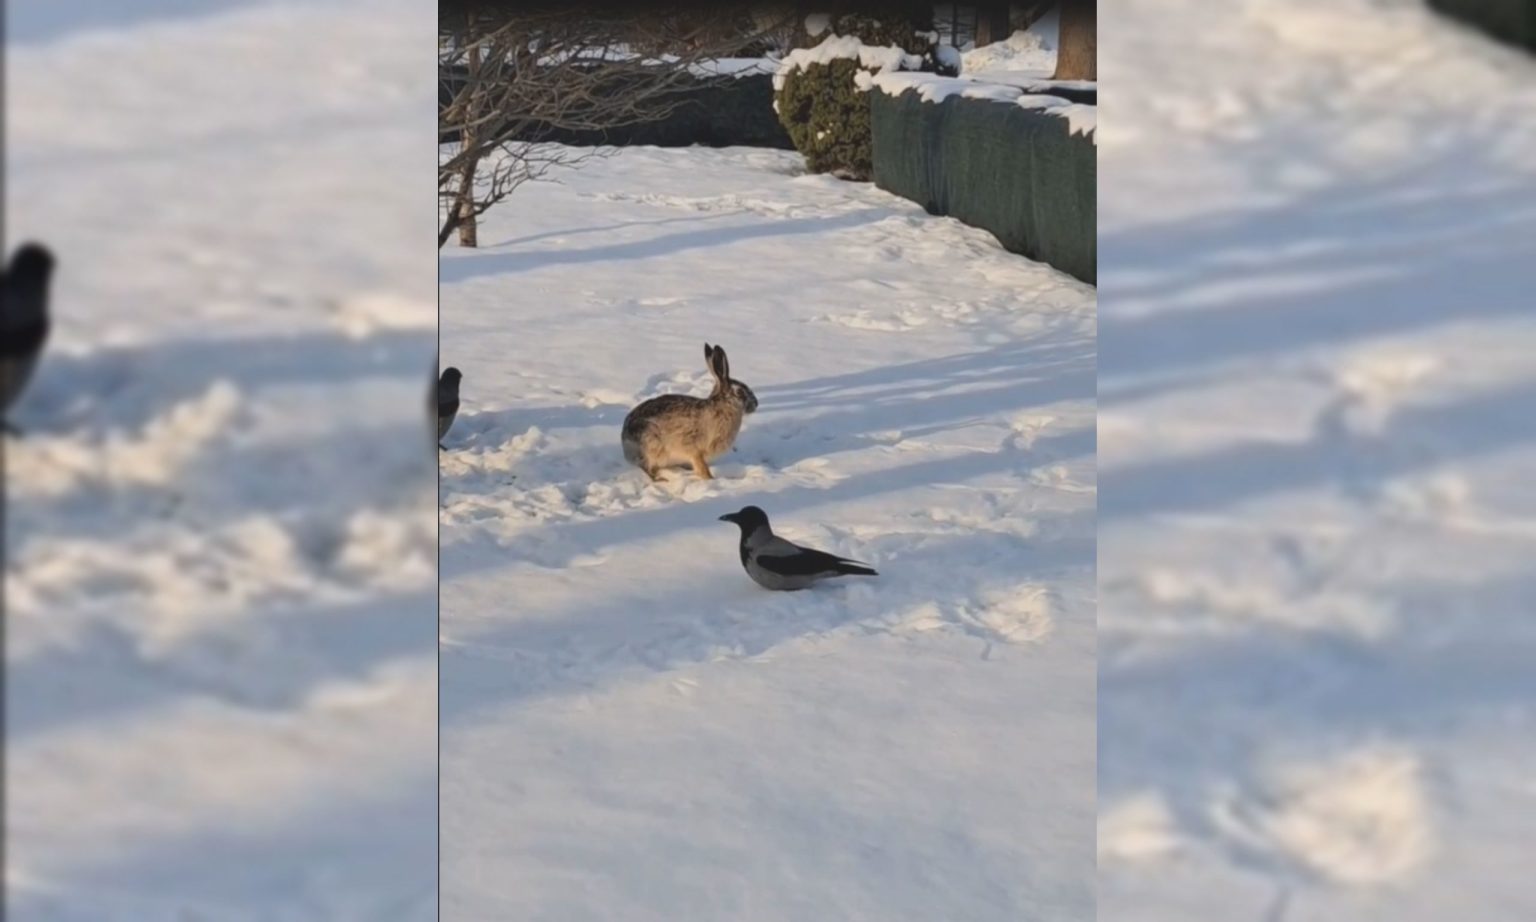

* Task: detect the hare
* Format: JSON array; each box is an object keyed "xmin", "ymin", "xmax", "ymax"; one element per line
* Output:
[{"xmin": 622, "ymin": 343, "xmax": 757, "ymax": 481}]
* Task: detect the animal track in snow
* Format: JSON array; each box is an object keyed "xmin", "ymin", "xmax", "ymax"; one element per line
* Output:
[
  {"xmin": 1008, "ymin": 413, "xmax": 1059, "ymax": 448},
  {"xmin": 637, "ymin": 369, "xmax": 711, "ymax": 401},
  {"xmin": 891, "ymin": 584, "xmax": 1054, "ymax": 647},
  {"xmin": 580, "ymin": 190, "xmax": 810, "ymax": 219},
  {"xmin": 1026, "ymin": 464, "xmax": 1095, "ymax": 494},
  {"xmin": 635, "ymin": 296, "xmax": 684, "ymax": 308},
  {"xmin": 1098, "ymin": 792, "xmax": 1185, "ymax": 864},
  {"xmin": 1318, "ymin": 351, "xmax": 1442, "ymax": 436},
  {"xmin": 1339, "ymin": 353, "xmax": 1442, "ymax": 400},
  {"xmin": 1208, "ymin": 746, "xmax": 1436, "ymax": 886},
  {"xmin": 11, "ymin": 380, "xmax": 249, "ymax": 499},
  {"xmin": 809, "ymin": 310, "xmax": 929, "ymax": 332},
  {"xmin": 579, "ymin": 389, "xmax": 634, "ymax": 408}
]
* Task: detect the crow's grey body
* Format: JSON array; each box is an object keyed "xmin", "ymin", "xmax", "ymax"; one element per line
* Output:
[
  {"xmin": 719, "ymin": 505, "xmax": 877, "ymax": 591},
  {"xmin": 1, "ymin": 244, "xmax": 55, "ymax": 432}
]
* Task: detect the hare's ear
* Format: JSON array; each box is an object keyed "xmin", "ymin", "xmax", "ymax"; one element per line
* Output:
[
  {"xmin": 713, "ymin": 346, "xmax": 730, "ymax": 381},
  {"xmin": 703, "ymin": 342, "xmax": 713, "ymax": 365}
]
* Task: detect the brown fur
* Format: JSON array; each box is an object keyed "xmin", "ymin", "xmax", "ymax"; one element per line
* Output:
[{"xmin": 621, "ymin": 344, "xmax": 754, "ymax": 481}]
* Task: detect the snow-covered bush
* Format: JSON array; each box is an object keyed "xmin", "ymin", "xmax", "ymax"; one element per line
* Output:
[{"xmin": 773, "ymin": 13, "xmax": 957, "ymax": 180}]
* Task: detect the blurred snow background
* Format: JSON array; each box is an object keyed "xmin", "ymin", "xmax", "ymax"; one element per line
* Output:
[
  {"xmin": 4, "ymin": 0, "xmax": 437, "ymax": 918},
  {"xmin": 1098, "ymin": 0, "xmax": 1536, "ymax": 918}
]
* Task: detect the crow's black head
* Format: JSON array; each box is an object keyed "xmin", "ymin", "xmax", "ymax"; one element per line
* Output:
[
  {"xmin": 718, "ymin": 505, "xmax": 770, "ymax": 532},
  {"xmin": 5, "ymin": 242, "xmax": 55, "ymax": 287}
]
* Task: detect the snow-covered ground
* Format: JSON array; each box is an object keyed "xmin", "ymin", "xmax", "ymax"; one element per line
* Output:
[
  {"xmin": 4, "ymin": 1, "xmax": 437, "ymax": 918},
  {"xmin": 439, "ymin": 146, "xmax": 1096, "ymax": 919},
  {"xmin": 1099, "ymin": 0, "xmax": 1536, "ymax": 918}
]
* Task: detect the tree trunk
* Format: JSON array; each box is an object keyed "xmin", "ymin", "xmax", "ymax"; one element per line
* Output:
[
  {"xmin": 1053, "ymin": 0, "xmax": 1096, "ymax": 81},
  {"xmin": 455, "ymin": 24, "xmax": 482, "ymax": 248},
  {"xmin": 976, "ymin": 2, "xmax": 1012, "ymax": 47},
  {"xmin": 438, "ymin": 210, "xmax": 461, "ymax": 248},
  {"xmin": 455, "ymin": 200, "xmax": 477, "ymax": 247},
  {"xmin": 452, "ymin": 116, "xmax": 479, "ymax": 248}
]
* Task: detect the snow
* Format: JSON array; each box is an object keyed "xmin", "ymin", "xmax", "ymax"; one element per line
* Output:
[
  {"xmin": 4, "ymin": 0, "xmax": 436, "ymax": 918},
  {"xmin": 935, "ymin": 42, "xmax": 962, "ymax": 72},
  {"xmin": 772, "ymin": 34, "xmax": 925, "ymax": 93},
  {"xmin": 976, "ymin": 74, "xmax": 1097, "ymax": 93},
  {"xmin": 542, "ymin": 49, "xmax": 775, "ymax": 78},
  {"xmin": 943, "ymin": 8, "xmax": 1093, "ymax": 135},
  {"xmin": 1099, "ymin": 0, "xmax": 1536, "ymax": 919},
  {"xmin": 541, "ymin": 52, "xmax": 774, "ymax": 78},
  {"xmin": 873, "ymin": 72, "xmax": 1027, "ymax": 103},
  {"xmin": 439, "ymin": 145, "xmax": 1096, "ymax": 919},
  {"xmin": 870, "ymin": 73, "xmax": 1097, "ymax": 141},
  {"xmin": 691, "ymin": 57, "xmax": 777, "ymax": 78},
  {"xmin": 962, "ymin": 9, "xmax": 1058, "ymax": 78}
]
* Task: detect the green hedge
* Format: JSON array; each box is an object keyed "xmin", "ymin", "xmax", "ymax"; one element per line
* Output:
[
  {"xmin": 775, "ymin": 58, "xmax": 877, "ymax": 176},
  {"xmin": 870, "ymin": 88, "xmax": 1096, "ymax": 284},
  {"xmin": 439, "ymin": 69, "xmax": 791, "ymax": 149},
  {"xmin": 773, "ymin": 15, "xmax": 957, "ymax": 180},
  {"xmin": 1429, "ymin": 0, "xmax": 1536, "ymax": 50}
]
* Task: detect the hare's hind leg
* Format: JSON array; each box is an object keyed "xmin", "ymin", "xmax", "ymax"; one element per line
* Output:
[
  {"xmin": 626, "ymin": 439, "xmax": 661, "ymax": 482},
  {"xmin": 690, "ymin": 453, "xmax": 714, "ymax": 480}
]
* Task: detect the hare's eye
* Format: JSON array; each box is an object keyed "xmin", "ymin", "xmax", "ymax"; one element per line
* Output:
[{"xmin": 734, "ymin": 383, "xmax": 758, "ymax": 413}]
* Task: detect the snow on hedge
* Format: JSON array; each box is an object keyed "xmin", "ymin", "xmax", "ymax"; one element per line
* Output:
[
  {"xmin": 771, "ymin": 34, "xmax": 924, "ymax": 93},
  {"xmin": 1048, "ymin": 102, "xmax": 1096, "ymax": 139},
  {"xmin": 871, "ymin": 71, "xmax": 1097, "ymax": 141},
  {"xmin": 976, "ymin": 73, "xmax": 1097, "ymax": 92}
]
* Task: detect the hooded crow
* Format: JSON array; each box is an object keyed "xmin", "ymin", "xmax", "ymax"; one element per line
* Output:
[
  {"xmin": 1, "ymin": 242, "xmax": 55, "ymax": 433},
  {"xmin": 718, "ymin": 505, "xmax": 878, "ymax": 591},
  {"xmin": 437, "ymin": 366, "xmax": 461, "ymax": 449}
]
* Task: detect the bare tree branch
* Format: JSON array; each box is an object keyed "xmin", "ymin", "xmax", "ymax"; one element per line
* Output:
[{"xmin": 438, "ymin": 6, "xmax": 796, "ymax": 248}]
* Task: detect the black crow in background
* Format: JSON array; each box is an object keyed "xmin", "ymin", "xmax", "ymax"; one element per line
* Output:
[
  {"xmin": 438, "ymin": 366, "xmax": 462, "ymax": 449},
  {"xmin": 1, "ymin": 242, "xmax": 55, "ymax": 435}
]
